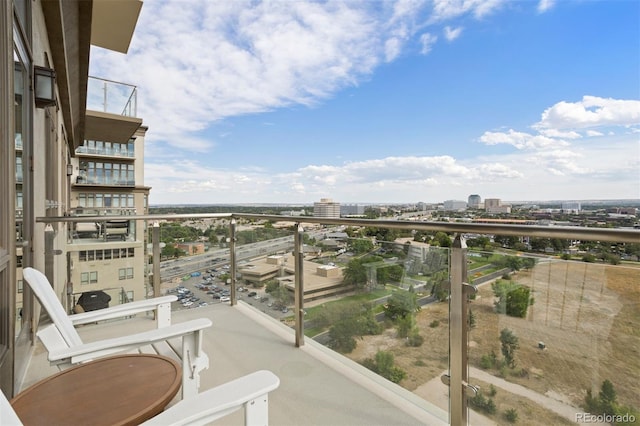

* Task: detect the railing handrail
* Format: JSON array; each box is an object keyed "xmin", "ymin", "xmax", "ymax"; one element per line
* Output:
[{"xmin": 35, "ymin": 212, "xmax": 639, "ymax": 243}]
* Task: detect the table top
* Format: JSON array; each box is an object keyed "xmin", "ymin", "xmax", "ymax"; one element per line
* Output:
[{"xmin": 11, "ymin": 354, "xmax": 182, "ymax": 426}]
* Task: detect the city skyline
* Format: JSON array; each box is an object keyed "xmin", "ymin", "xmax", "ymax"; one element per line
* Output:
[{"xmin": 89, "ymin": 0, "xmax": 640, "ymax": 205}]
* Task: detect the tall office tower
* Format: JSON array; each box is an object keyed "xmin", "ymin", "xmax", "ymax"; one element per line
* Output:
[
  {"xmin": 314, "ymin": 198, "xmax": 341, "ymax": 218},
  {"xmin": 468, "ymin": 194, "xmax": 481, "ymax": 209}
]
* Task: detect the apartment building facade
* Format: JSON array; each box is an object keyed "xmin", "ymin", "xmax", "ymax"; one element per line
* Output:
[
  {"xmin": 1, "ymin": 0, "xmax": 143, "ymax": 396},
  {"xmin": 313, "ymin": 198, "xmax": 341, "ymax": 218},
  {"xmin": 68, "ymin": 123, "xmax": 150, "ymax": 311}
]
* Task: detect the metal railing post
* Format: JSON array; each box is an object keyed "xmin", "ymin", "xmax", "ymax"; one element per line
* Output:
[
  {"xmin": 229, "ymin": 219, "xmax": 237, "ymax": 306},
  {"xmin": 294, "ymin": 223, "xmax": 304, "ymax": 347},
  {"xmin": 450, "ymin": 234, "xmax": 468, "ymax": 425},
  {"xmin": 152, "ymin": 222, "xmax": 161, "ymax": 298},
  {"xmin": 44, "ymin": 224, "xmax": 55, "ymax": 283}
]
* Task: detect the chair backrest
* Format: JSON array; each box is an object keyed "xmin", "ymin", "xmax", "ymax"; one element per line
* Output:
[{"xmin": 22, "ymin": 267, "xmax": 83, "ymax": 348}]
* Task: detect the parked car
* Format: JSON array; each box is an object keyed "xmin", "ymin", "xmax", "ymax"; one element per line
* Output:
[
  {"xmin": 220, "ymin": 296, "xmax": 230, "ymax": 302},
  {"xmin": 247, "ymin": 291, "xmax": 257, "ymax": 297}
]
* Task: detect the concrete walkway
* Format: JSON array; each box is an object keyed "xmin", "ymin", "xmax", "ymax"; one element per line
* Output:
[{"xmin": 469, "ymin": 367, "xmax": 606, "ymax": 425}]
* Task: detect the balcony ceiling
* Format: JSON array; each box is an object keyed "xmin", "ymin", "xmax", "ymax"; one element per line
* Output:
[
  {"xmin": 84, "ymin": 110, "xmax": 142, "ymax": 143},
  {"xmin": 91, "ymin": 0, "xmax": 143, "ymax": 54}
]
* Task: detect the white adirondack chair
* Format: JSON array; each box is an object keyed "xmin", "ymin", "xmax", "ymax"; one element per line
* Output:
[
  {"xmin": 0, "ymin": 370, "xmax": 280, "ymax": 426},
  {"xmin": 143, "ymin": 370, "xmax": 280, "ymax": 426},
  {"xmin": 1, "ymin": 369, "xmax": 280, "ymax": 426},
  {"xmin": 22, "ymin": 267, "xmax": 212, "ymax": 399}
]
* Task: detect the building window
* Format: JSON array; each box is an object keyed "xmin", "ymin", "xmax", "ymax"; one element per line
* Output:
[
  {"xmin": 119, "ymin": 267, "xmax": 134, "ymax": 280},
  {"xmin": 17, "ymin": 280, "xmax": 23, "ymax": 294},
  {"xmin": 81, "ymin": 272, "xmax": 98, "ymax": 285}
]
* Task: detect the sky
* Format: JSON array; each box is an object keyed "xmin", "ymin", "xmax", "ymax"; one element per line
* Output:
[{"xmin": 88, "ymin": 0, "xmax": 640, "ymax": 206}]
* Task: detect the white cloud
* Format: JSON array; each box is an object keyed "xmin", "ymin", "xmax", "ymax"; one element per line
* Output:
[
  {"xmin": 535, "ymin": 96, "xmax": 640, "ymax": 130},
  {"xmin": 444, "ymin": 26, "xmax": 463, "ymax": 41},
  {"xmin": 538, "ymin": 128, "xmax": 582, "ymax": 139},
  {"xmin": 537, "ymin": 0, "xmax": 555, "ymax": 13},
  {"xmin": 479, "ymin": 129, "xmax": 566, "ymax": 150},
  {"xmin": 419, "ymin": 33, "xmax": 438, "ymax": 54},
  {"xmin": 431, "ymin": 0, "xmax": 505, "ymax": 21},
  {"xmin": 91, "ymin": 1, "xmax": 390, "ymax": 151}
]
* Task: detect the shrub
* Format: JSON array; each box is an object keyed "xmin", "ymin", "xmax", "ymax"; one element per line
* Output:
[
  {"xmin": 362, "ymin": 350, "xmax": 407, "ymax": 384},
  {"xmin": 488, "ymin": 384, "xmax": 497, "ymax": 397},
  {"xmin": 469, "ymin": 392, "xmax": 497, "ymax": 415},
  {"xmin": 406, "ymin": 330, "xmax": 424, "ymax": 347},
  {"xmin": 429, "ymin": 320, "xmax": 440, "ymax": 328},
  {"xmin": 480, "ymin": 354, "xmax": 493, "ymax": 370},
  {"xmin": 504, "ymin": 408, "xmax": 518, "ymax": 423}
]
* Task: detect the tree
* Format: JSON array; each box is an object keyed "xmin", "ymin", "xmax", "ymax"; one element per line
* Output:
[
  {"xmin": 492, "ymin": 280, "xmax": 533, "ymax": 318},
  {"xmin": 326, "ymin": 303, "xmax": 382, "ymax": 353},
  {"xmin": 383, "ymin": 289, "xmax": 420, "ymax": 320},
  {"xmin": 467, "ymin": 236, "xmax": 491, "ymax": 250},
  {"xmin": 430, "ymin": 270, "xmax": 449, "ymax": 302},
  {"xmin": 349, "ymin": 238, "xmax": 374, "ymax": 255},
  {"xmin": 500, "ymin": 328, "xmax": 519, "ymax": 368},
  {"xmin": 342, "ymin": 258, "xmax": 368, "ymax": 289},
  {"xmin": 505, "ymin": 286, "xmax": 532, "ymax": 318},
  {"xmin": 328, "ymin": 320, "xmax": 358, "ymax": 353},
  {"xmin": 433, "ymin": 232, "xmax": 452, "ymax": 248},
  {"xmin": 264, "ymin": 279, "xmax": 280, "ymax": 294},
  {"xmin": 598, "ymin": 379, "xmax": 617, "ymax": 415}
]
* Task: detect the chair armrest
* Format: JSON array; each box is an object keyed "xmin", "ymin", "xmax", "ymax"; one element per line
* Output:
[
  {"xmin": 142, "ymin": 370, "xmax": 280, "ymax": 426},
  {"xmin": 1, "ymin": 390, "xmax": 23, "ymax": 426},
  {"xmin": 45, "ymin": 318, "xmax": 212, "ymax": 364},
  {"xmin": 70, "ymin": 296, "xmax": 177, "ymax": 326}
]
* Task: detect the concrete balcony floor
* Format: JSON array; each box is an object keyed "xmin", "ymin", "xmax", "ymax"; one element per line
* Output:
[{"xmin": 21, "ymin": 301, "xmax": 450, "ymax": 426}]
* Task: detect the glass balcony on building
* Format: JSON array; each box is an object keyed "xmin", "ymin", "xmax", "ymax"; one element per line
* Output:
[
  {"xmin": 75, "ymin": 139, "xmax": 135, "ymax": 158},
  {"xmin": 84, "ymin": 77, "xmax": 142, "ymax": 144}
]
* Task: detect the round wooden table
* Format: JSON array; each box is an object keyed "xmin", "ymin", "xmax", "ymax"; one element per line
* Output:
[{"xmin": 11, "ymin": 354, "xmax": 182, "ymax": 426}]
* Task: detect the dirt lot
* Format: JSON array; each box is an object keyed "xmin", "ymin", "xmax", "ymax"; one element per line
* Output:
[{"xmin": 346, "ymin": 260, "xmax": 639, "ymax": 423}]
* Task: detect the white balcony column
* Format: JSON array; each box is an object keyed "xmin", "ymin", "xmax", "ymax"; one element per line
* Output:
[
  {"xmin": 449, "ymin": 234, "xmax": 468, "ymax": 425},
  {"xmin": 294, "ymin": 223, "xmax": 305, "ymax": 347},
  {"xmin": 229, "ymin": 219, "xmax": 237, "ymax": 306},
  {"xmin": 152, "ymin": 221, "xmax": 161, "ymax": 298}
]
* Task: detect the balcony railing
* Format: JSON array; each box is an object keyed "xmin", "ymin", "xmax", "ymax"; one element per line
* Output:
[
  {"xmin": 75, "ymin": 145, "xmax": 135, "ymax": 158},
  {"xmin": 86, "ymin": 76, "xmax": 137, "ymax": 117},
  {"xmin": 34, "ymin": 212, "xmax": 640, "ymax": 425}
]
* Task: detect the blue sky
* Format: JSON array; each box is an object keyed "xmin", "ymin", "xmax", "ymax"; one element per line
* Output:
[{"xmin": 89, "ymin": 0, "xmax": 640, "ymax": 205}]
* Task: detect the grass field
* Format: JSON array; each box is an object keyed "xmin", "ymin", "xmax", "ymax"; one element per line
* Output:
[{"xmin": 346, "ymin": 260, "xmax": 640, "ymax": 424}]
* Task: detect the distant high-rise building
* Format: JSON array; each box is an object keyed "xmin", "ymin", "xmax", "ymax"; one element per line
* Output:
[
  {"xmin": 340, "ymin": 204, "xmax": 365, "ymax": 216},
  {"xmin": 562, "ymin": 202, "xmax": 581, "ymax": 214},
  {"xmin": 443, "ymin": 200, "xmax": 468, "ymax": 211},
  {"xmin": 314, "ymin": 198, "xmax": 341, "ymax": 218},
  {"xmin": 468, "ymin": 194, "xmax": 481, "ymax": 208},
  {"xmin": 484, "ymin": 198, "xmax": 511, "ymax": 214}
]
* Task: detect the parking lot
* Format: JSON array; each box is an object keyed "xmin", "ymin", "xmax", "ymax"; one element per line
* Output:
[{"xmin": 167, "ymin": 270, "xmax": 291, "ymax": 320}]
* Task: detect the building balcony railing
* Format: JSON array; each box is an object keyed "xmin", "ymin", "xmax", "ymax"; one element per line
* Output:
[
  {"xmin": 66, "ymin": 208, "xmax": 137, "ymax": 244},
  {"xmin": 75, "ymin": 145, "xmax": 135, "ymax": 158},
  {"xmin": 86, "ymin": 76, "xmax": 137, "ymax": 117},
  {"xmin": 74, "ymin": 175, "xmax": 135, "ymax": 186},
  {"xmin": 29, "ymin": 212, "xmax": 640, "ymax": 425}
]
